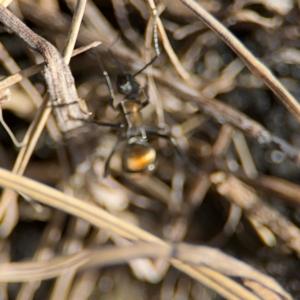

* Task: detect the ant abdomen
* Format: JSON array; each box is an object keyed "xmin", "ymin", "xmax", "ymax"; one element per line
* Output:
[{"xmin": 122, "ymin": 138, "xmax": 157, "ymax": 174}]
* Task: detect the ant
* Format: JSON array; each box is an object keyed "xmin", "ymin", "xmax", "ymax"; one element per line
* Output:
[
  {"xmin": 80, "ymin": 22, "xmax": 190, "ymax": 177},
  {"xmin": 90, "ymin": 48, "xmax": 187, "ymax": 178}
]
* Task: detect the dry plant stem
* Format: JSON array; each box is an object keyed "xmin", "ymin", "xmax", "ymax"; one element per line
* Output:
[
  {"xmin": 212, "ymin": 124, "xmax": 234, "ymax": 157},
  {"xmin": 39, "ymin": 0, "xmax": 59, "ymax": 13},
  {"xmin": 179, "ymin": 0, "xmax": 300, "ymax": 124},
  {"xmin": 68, "ymin": 270, "xmax": 98, "ymax": 300},
  {"xmin": 84, "ymin": 0, "xmax": 118, "ymax": 42},
  {"xmin": 0, "ymin": 4, "xmax": 88, "ymax": 133},
  {"xmin": 211, "ymin": 173, "xmax": 300, "ymax": 256},
  {"xmin": 232, "ymin": 131, "xmax": 258, "ymax": 178},
  {"xmin": 0, "ymin": 240, "xmax": 289, "ymax": 298},
  {"xmin": 0, "ymin": 41, "xmax": 62, "ymax": 143},
  {"xmin": 0, "ymin": 243, "xmax": 244, "ymax": 280},
  {"xmin": 0, "ymin": 3, "xmax": 89, "ymax": 238},
  {"xmin": 0, "ymin": 105, "xmax": 24, "ymax": 147},
  {"xmin": 62, "ymin": 0, "xmax": 87, "ymax": 64},
  {"xmin": 202, "ymin": 58, "xmax": 245, "ymax": 98},
  {"xmin": 239, "ymin": 174, "xmax": 300, "ymax": 206},
  {"xmin": 0, "ymin": 42, "xmax": 45, "ymax": 107},
  {"xmin": 0, "ymin": 167, "xmax": 170, "ymax": 242},
  {"xmin": 0, "ymin": 99, "xmax": 52, "ymax": 238},
  {"xmin": 0, "ymin": 42, "xmax": 101, "ymax": 91},
  {"xmin": 0, "ymin": 44, "xmax": 63, "ymax": 237},
  {"xmin": 0, "ymin": 168, "xmax": 292, "ymax": 300}
]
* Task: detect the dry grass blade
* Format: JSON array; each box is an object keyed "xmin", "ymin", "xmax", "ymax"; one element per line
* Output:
[
  {"xmin": 0, "ymin": 167, "xmax": 292, "ymax": 300},
  {"xmin": 241, "ymin": 174, "xmax": 300, "ymax": 206},
  {"xmin": 211, "ymin": 172, "xmax": 300, "ymax": 255},
  {"xmin": 0, "ymin": 243, "xmax": 171, "ymax": 282},
  {"xmin": 175, "ymin": 244, "xmax": 292, "ymax": 300},
  {"xmin": 0, "ymin": 167, "xmax": 164, "ymax": 242}
]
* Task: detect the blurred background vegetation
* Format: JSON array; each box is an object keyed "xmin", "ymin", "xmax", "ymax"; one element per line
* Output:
[{"xmin": 1, "ymin": 0, "xmax": 300, "ymax": 299}]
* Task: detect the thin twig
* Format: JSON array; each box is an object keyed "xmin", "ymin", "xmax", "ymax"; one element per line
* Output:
[
  {"xmin": 0, "ymin": 41, "xmax": 101, "ymax": 91},
  {"xmin": 62, "ymin": 0, "xmax": 87, "ymax": 64}
]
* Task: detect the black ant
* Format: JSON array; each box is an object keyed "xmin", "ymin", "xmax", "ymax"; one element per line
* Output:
[
  {"xmin": 90, "ymin": 48, "xmax": 188, "ymax": 178},
  {"xmin": 78, "ymin": 21, "xmax": 190, "ymax": 177}
]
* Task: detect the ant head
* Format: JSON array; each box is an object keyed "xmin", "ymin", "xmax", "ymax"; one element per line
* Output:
[
  {"xmin": 122, "ymin": 137, "xmax": 157, "ymax": 174},
  {"xmin": 117, "ymin": 73, "xmax": 140, "ymax": 98}
]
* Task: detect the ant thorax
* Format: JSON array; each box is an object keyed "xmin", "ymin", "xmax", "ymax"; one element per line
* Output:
[{"xmin": 121, "ymin": 100, "xmax": 143, "ymax": 128}]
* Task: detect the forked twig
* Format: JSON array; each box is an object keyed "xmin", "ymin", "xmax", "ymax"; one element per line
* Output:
[{"xmin": 0, "ymin": 3, "xmax": 89, "ymax": 133}]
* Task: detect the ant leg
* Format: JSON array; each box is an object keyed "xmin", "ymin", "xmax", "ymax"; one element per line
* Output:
[
  {"xmin": 94, "ymin": 53, "xmax": 117, "ymax": 109},
  {"xmin": 48, "ymin": 99, "xmax": 91, "ymax": 115},
  {"xmin": 146, "ymin": 129, "xmax": 198, "ymax": 173},
  {"xmin": 138, "ymin": 85, "xmax": 149, "ymax": 109},
  {"xmin": 104, "ymin": 136, "xmax": 125, "ymax": 177},
  {"xmin": 67, "ymin": 115, "xmax": 124, "ymax": 130},
  {"xmin": 154, "ymin": 132, "xmax": 184, "ymax": 158},
  {"xmin": 103, "ymin": 69, "xmax": 116, "ymax": 109},
  {"xmin": 144, "ymin": 126, "xmax": 184, "ymax": 157}
]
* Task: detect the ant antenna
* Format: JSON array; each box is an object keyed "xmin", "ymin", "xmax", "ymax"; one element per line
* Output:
[
  {"xmin": 106, "ymin": 20, "xmax": 160, "ymax": 79},
  {"xmin": 133, "ymin": 20, "xmax": 160, "ymax": 77}
]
